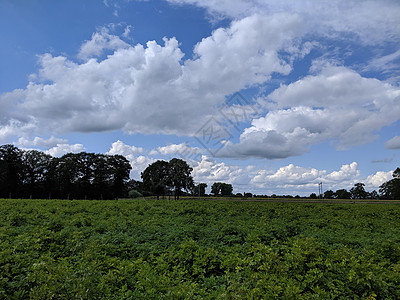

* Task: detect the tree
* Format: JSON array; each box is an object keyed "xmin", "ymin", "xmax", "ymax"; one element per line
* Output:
[
  {"xmin": 22, "ymin": 150, "xmax": 52, "ymax": 199},
  {"xmin": 55, "ymin": 153, "xmax": 80, "ymax": 199},
  {"xmin": 193, "ymin": 183, "xmax": 207, "ymax": 196},
  {"xmin": 211, "ymin": 182, "xmax": 233, "ymax": 196},
  {"xmin": 309, "ymin": 193, "xmax": 318, "ymax": 199},
  {"xmin": 350, "ymin": 183, "xmax": 367, "ymax": 199},
  {"xmin": 220, "ymin": 183, "xmax": 233, "ymax": 196},
  {"xmin": 335, "ymin": 189, "xmax": 351, "ymax": 199},
  {"xmin": 379, "ymin": 168, "xmax": 400, "ymax": 200},
  {"xmin": 211, "ymin": 182, "xmax": 221, "ymax": 196},
  {"xmin": 323, "ymin": 190, "xmax": 335, "ymax": 199},
  {"xmin": 168, "ymin": 158, "xmax": 194, "ymax": 200},
  {"xmin": 0, "ymin": 144, "xmax": 23, "ymax": 198},
  {"xmin": 108, "ymin": 154, "xmax": 132, "ymax": 199},
  {"xmin": 367, "ymin": 190, "xmax": 379, "ymax": 200},
  {"xmin": 141, "ymin": 160, "xmax": 169, "ymax": 200}
]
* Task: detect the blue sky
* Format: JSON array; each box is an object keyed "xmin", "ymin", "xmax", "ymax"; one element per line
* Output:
[{"xmin": 1, "ymin": 0, "xmax": 400, "ymax": 196}]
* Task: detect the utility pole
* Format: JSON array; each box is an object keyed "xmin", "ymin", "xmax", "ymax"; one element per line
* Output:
[{"xmin": 318, "ymin": 182, "xmax": 323, "ymax": 199}]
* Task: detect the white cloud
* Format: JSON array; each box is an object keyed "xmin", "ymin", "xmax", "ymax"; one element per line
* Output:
[
  {"xmin": 155, "ymin": 143, "xmax": 203, "ymax": 160},
  {"xmin": 252, "ymin": 164, "xmax": 325, "ymax": 186},
  {"xmin": 192, "ymin": 155, "xmax": 251, "ymax": 190},
  {"xmin": 365, "ymin": 170, "xmax": 393, "ymax": 190},
  {"xmin": 385, "ymin": 136, "xmax": 400, "ymax": 150},
  {"xmin": 78, "ymin": 26, "xmax": 130, "ymax": 60},
  {"xmin": 0, "ymin": 14, "xmax": 301, "ymax": 141},
  {"xmin": 107, "ymin": 140, "xmax": 144, "ymax": 157},
  {"xmin": 45, "ymin": 143, "xmax": 85, "ymax": 157},
  {"xmin": 168, "ymin": 0, "xmax": 400, "ymax": 44},
  {"xmin": 107, "ymin": 140, "xmax": 153, "ymax": 179},
  {"xmin": 250, "ymin": 161, "xmax": 360, "ymax": 194},
  {"xmin": 16, "ymin": 136, "xmax": 68, "ymax": 148},
  {"xmin": 325, "ymin": 162, "xmax": 360, "ymax": 183},
  {"xmin": 217, "ymin": 65, "xmax": 400, "ymax": 159}
]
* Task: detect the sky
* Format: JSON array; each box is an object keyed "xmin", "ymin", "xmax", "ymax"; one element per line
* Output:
[{"xmin": 0, "ymin": 0, "xmax": 400, "ymax": 196}]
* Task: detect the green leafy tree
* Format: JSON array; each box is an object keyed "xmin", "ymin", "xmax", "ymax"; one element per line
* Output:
[
  {"xmin": 335, "ymin": 189, "xmax": 351, "ymax": 199},
  {"xmin": 211, "ymin": 182, "xmax": 221, "ymax": 196},
  {"xmin": 379, "ymin": 168, "xmax": 400, "ymax": 200},
  {"xmin": 323, "ymin": 190, "xmax": 335, "ymax": 199},
  {"xmin": 55, "ymin": 153, "xmax": 80, "ymax": 199},
  {"xmin": 192, "ymin": 183, "xmax": 207, "ymax": 196},
  {"xmin": 22, "ymin": 150, "xmax": 52, "ymax": 199},
  {"xmin": 350, "ymin": 183, "xmax": 367, "ymax": 199},
  {"xmin": 168, "ymin": 158, "xmax": 194, "ymax": 200},
  {"xmin": 211, "ymin": 182, "xmax": 233, "ymax": 196},
  {"xmin": 0, "ymin": 144, "xmax": 23, "ymax": 198},
  {"xmin": 108, "ymin": 154, "xmax": 132, "ymax": 199},
  {"xmin": 221, "ymin": 183, "xmax": 233, "ymax": 196},
  {"xmin": 141, "ymin": 160, "xmax": 169, "ymax": 200}
]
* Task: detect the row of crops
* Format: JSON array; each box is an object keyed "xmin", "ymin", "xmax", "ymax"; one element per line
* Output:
[{"xmin": 1, "ymin": 199, "xmax": 399, "ymax": 299}]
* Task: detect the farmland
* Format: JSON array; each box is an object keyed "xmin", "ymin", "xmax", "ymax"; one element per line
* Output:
[{"xmin": 1, "ymin": 198, "xmax": 400, "ymax": 299}]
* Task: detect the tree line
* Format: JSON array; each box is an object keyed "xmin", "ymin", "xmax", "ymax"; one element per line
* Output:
[
  {"xmin": 0, "ymin": 144, "xmax": 131, "ymax": 200},
  {"xmin": 1, "ymin": 144, "xmax": 399, "ymax": 200}
]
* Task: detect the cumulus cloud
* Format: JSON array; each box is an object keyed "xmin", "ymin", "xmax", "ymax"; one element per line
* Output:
[
  {"xmin": 44, "ymin": 143, "xmax": 85, "ymax": 157},
  {"xmin": 365, "ymin": 170, "xmax": 393, "ymax": 190},
  {"xmin": 192, "ymin": 155, "xmax": 251, "ymax": 190},
  {"xmin": 250, "ymin": 162, "xmax": 361, "ymax": 194},
  {"xmin": 218, "ymin": 65, "xmax": 400, "ymax": 159},
  {"xmin": 107, "ymin": 140, "xmax": 153, "ymax": 179},
  {"xmin": 168, "ymin": 0, "xmax": 400, "ymax": 44},
  {"xmin": 325, "ymin": 162, "xmax": 360, "ymax": 183},
  {"xmin": 107, "ymin": 140, "xmax": 144, "ymax": 157},
  {"xmin": 385, "ymin": 136, "xmax": 400, "ymax": 149},
  {"xmin": 0, "ymin": 14, "xmax": 300, "ymax": 141},
  {"xmin": 16, "ymin": 136, "xmax": 68, "ymax": 148},
  {"xmin": 78, "ymin": 26, "xmax": 130, "ymax": 60}
]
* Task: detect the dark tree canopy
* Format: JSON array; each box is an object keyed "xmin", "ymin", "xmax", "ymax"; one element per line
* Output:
[
  {"xmin": 192, "ymin": 183, "xmax": 207, "ymax": 196},
  {"xmin": 0, "ymin": 145, "xmax": 132, "ymax": 200},
  {"xmin": 350, "ymin": 183, "xmax": 367, "ymax": 199},
  {"xmin": 335, "ymin": 189, "xmax": 351, "ymax": 199},
  {"xmin": 168, "ymin": 158, "xmax": 194, "ymax": 200},
  {"xmin": 379, "ymin": 168, "xmax": 400, "ymax": 200},
  {"xmin": 0, "ymin": 144, "xmax": 23, "ymax": 198},
  {"xmin": 141, "ymin": 158, "xmax": 194, "ymax": 200},
  {"xmin": 141, "ymin": 160, "xmax": 169, "ymax": 200},
  {"xmin": 211, "ymin": 182, "xmax": 233, "ymax": 196}
]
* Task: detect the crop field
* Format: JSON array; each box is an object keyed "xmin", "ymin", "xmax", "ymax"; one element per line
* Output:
[{"xmin": 1, "ymin": 199, "xmax": 400, "ymax": 299}]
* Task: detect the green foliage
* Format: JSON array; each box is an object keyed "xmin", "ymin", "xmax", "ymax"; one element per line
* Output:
[
  {"xmin": 0, "ymin": 145, "xmax": 132, "ymax": 200},
  {"xmin": 351, "ymin": 183, "xmax": 368, "ymax": 199},
  {"xmin": 128, "ymin": 189, "xmax": 142, "ymax": 198},
  {"xmin": 0, "ymin": 199, "xmax": 399, "ymax": 298},
  {"xmin": 380, "ymin": 168, "xmax": 400, "ymax": 200},
  {"xmin": 211, "ymin": 182, "xmax": 233, "ymax": 196},
  {"xmin": 141, "ymin": 158, "xmax": 194, "ymax": 200}
]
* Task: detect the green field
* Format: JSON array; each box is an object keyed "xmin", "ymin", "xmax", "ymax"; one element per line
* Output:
[{"xmin": 1, "ymin": 199, "xmax": 399, "ymax": 299}]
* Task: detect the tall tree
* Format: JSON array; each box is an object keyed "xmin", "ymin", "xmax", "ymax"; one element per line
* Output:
[
  {"xmin": 22, "ymin": 150, "xmax": 52, "ymax": 199},
  {"xmin": 211, "ymin": 182, "xmax": 221, "ymax": 196},
  {"xmin": 323, "ymin": 190, "xmax": 335, "ymax": 199},
  {"xmin": 56, "ymin": 153, "xmax": 80, "ymax": 199},
  {"xmin": 167, "ymin": 158, "xmax": 194, "ymax": 200},
  {"xmin": 0, "ymin": 144, "xmax": 23, "ymax": 198},
  {"xmin": 108, "ymin": 154, "xmax": 131, "ymax": 199},
  {"xmin": 335, "ymin": 189, "xmax": 351, "ymax": 199},
  {"xmin": 211, "ymin": 182, "xmax": 233, "ymax": 196},
  {"xmin": 193, "ymin": 183, "xmax": 207, "ymax": 196},
  {"xmin": 379, "ymin": 168, "xmax": 400, "ymax": 200},
  {"xmin": 141, "ymin": 160, "xmax": 169, "ymax": 200},
  {"xmin": 350, "ymin": 183, "xmax": 367, "ymax": 199}
]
